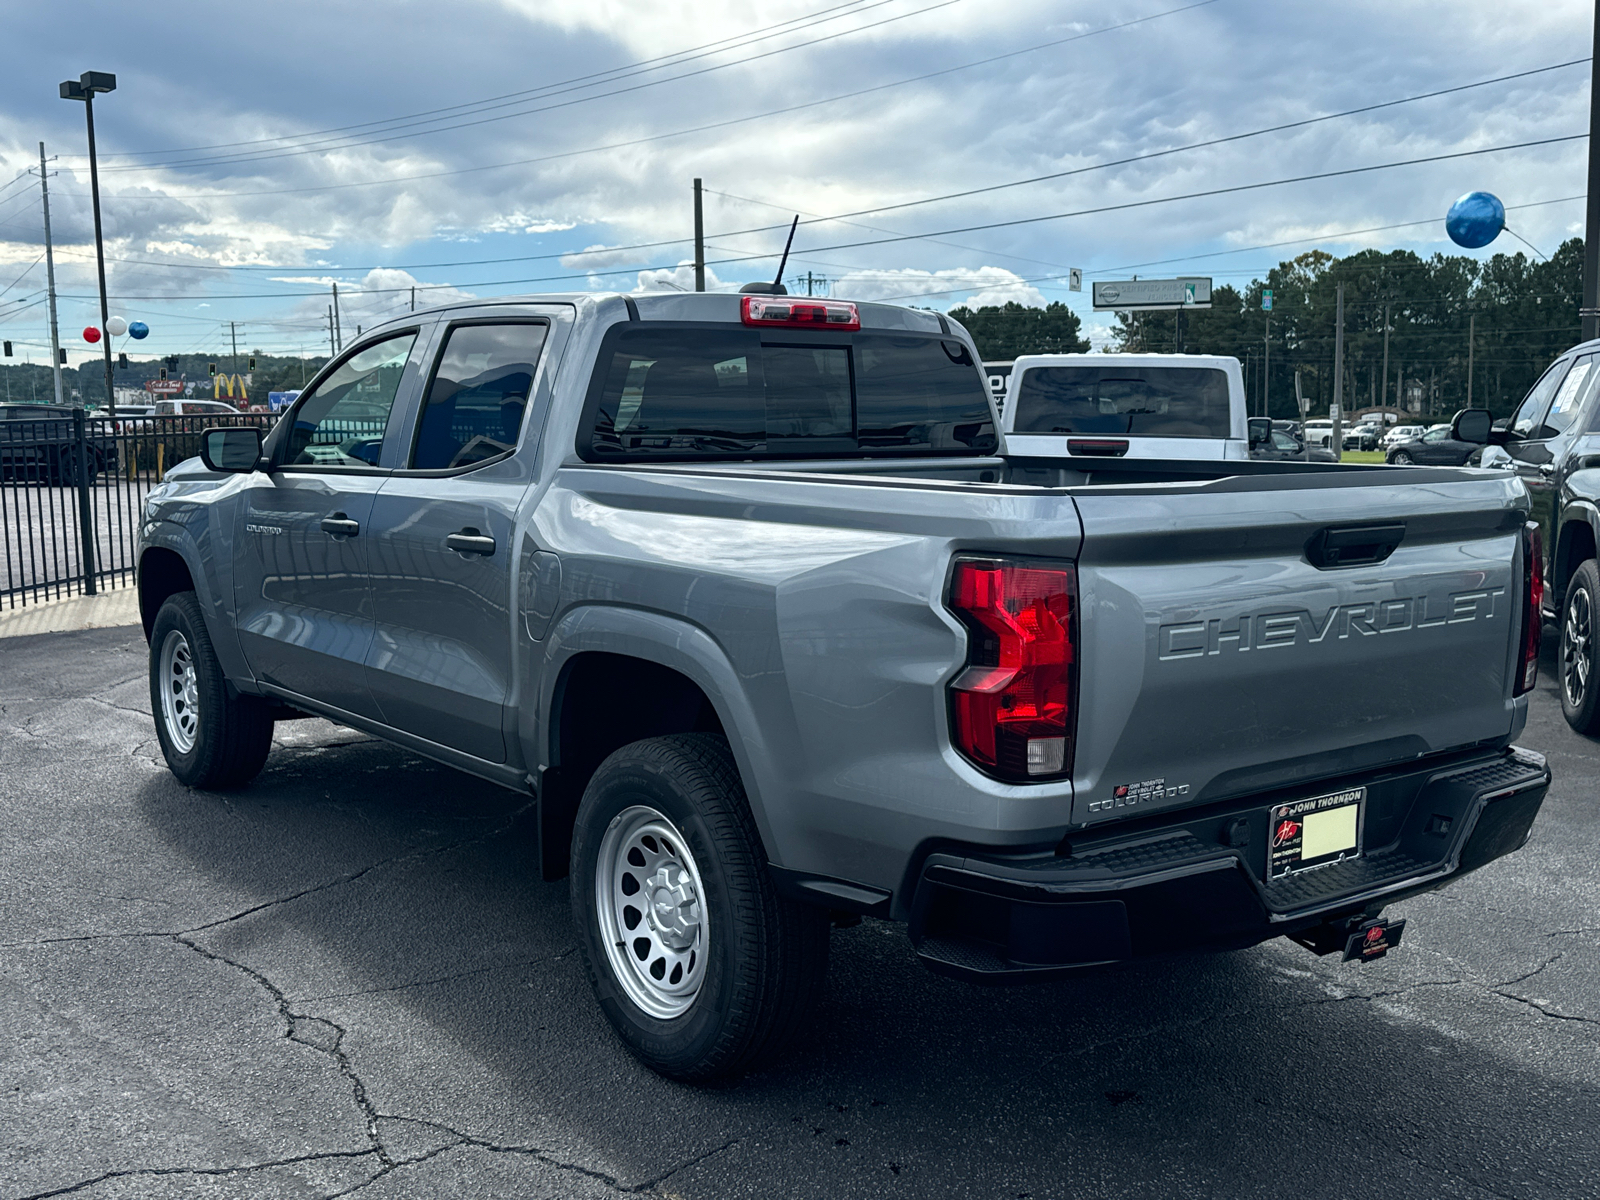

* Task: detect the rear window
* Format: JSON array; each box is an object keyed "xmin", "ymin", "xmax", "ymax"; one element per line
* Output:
[
  {"xmin": 1012, "ymin": 366, "xmax": 1231, "ymax": 439},
  {"xmin": 584, "ymin": 325, "xmax": 994, "ymax": 460}
]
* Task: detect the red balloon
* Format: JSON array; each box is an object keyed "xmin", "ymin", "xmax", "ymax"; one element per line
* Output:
[{"xmin": 82, "ymin": 325, "xmax": 101, "ymax": 343}]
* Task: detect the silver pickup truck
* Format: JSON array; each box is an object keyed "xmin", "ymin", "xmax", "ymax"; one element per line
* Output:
[{"xmin": 137, "ymin": 291, "xmax": 1551, "ymax": 1081}]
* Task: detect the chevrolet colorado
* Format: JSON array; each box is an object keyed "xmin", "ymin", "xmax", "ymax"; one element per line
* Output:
[{"xmin": 136, "ymin": 290, "xmax": 1551, "ymax": 1080}]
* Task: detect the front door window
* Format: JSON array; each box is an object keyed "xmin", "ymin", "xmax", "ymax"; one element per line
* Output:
[{"xmin": 283, "ymin": 334, "xmax": 417, "ymax": 469}]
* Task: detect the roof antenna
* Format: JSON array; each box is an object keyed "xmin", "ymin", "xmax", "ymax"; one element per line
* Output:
[{"xmin": 739, "ymin": 215, "xmax": 798, "ymax": 295}]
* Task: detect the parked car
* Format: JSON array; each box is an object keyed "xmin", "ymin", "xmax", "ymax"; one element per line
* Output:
[
  {"xmin": 1302, "ymin": 418, "xmax": 1335, "ymax": 448},
  {"xmin": 1484, "ymin": 340, "xmax": 1600, "ymax": 734},
  {"xmin": 136, "ymin": 291, "xmax": 1551, "ymax": 1081},
  {"xmin": 1251, "ymin": 426, "xmax": 1338, "ymax": 462},
  {"xmin": 153, "ymin": 399, "xmax": 241, "ymax": 416},
  {"xmin": 1384, "ymin": 424, "xmax": 1485, "ymax": 465},
  {"xmin": 1342, "ymin": 423, "xmax": 1382, "ymax": 451},
  {"xmin": 999, "ymin": 353, "xmax": 1250, "ymax": 459},
  {"xmin": 1382, "ymin": 424, "xmax": 1425, "ymax": 449},
  {"xmin": 0, "ymin": 403, "xmax": 115, "ymax": 483}
]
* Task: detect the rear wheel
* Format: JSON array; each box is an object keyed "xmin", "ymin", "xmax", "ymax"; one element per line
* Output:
[
  {"xmin": 149, "ymin": 590, "xmax": 275, "ymax": 788},
  {"xmin": 570, "ymin": 733, "xmax": 829, "ymax": 1081},
  {"xmin": 1561, "ymin": 559, "xmax": 1600, "ymax": 735}
]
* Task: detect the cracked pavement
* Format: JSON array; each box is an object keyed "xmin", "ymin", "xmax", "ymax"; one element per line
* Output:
[{"xmin": 2, "ymin": 628, "xmax": 1597, "ymax": 1199}]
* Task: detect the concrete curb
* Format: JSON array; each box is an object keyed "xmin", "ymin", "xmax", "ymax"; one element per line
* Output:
[{"xmin": 0, "ymin": 589, "xmax": 141, "ymax": 639}]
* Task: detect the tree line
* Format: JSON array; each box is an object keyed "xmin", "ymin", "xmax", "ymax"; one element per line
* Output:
[
  {"xmin": 0, "ymin": 350, "xmax": 328, "ymax": 407},
  {"xmin": 951, "ymin": 240, "xmax": 1584, "ymax": 420}
]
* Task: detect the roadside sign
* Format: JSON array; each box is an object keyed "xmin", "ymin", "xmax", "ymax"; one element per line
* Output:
[
  {"xmin": 145, "ymin": 379, "xmax": 184, "ymax": 395},
  {"xmin": 1068, "ymin": 268, "xmax": 1082, "ymax": 292},
  {"xmin": 1092, "ymin": 277, "xmax": 1212, "ymax": 311},
  {"xmin": 268, "ymin": 390, "xmax": 301, "ymax": 412},
  {"xmin": 1262, "ymin": 288, "xmax": 1274, "ymax": 312}
]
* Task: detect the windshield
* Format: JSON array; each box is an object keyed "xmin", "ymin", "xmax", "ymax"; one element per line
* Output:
[{"xmin": 1012, "ymin": 366, "xmax": 1231, "ymax": 438}]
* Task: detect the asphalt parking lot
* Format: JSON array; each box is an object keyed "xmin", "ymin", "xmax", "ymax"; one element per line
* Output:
[{"xmin": 3, "ymin": 626, "xmax": 1596, "ymax": 1200}]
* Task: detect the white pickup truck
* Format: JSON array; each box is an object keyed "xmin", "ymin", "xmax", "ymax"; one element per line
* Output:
[{"xmin": 998, "ymin": 353, "xmax": 1249, "ymax": 459}]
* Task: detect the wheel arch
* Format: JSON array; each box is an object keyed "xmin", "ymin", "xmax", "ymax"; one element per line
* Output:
[
  {"xmin": 531, "ymin": 605, "xmax": 772, "ymax": 882},
  {"xmin": 1554, "ymin": 503, "xmax": 1600, "ymax": 609}
]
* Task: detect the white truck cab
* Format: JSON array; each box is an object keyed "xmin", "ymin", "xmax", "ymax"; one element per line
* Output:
[{"xmin": 998, "ymin": 353, "xmax": 1249, "ymax": 460}]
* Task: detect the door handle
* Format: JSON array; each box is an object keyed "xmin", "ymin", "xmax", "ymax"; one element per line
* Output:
[
  {"xmin": 446, "ymin": 529, "xmax": 496, "ymax": 556},
  {"xmin": 320, "ymin": 513, "xmax": 360, "ymax": 537}
]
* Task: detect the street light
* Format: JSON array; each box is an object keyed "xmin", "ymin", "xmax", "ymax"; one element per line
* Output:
[{"xmin": 59, "ymin": 70, "xmax": 116, "ymax": 418}]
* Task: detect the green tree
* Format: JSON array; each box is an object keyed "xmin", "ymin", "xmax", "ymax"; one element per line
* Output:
[{"xmin": 948, "ymin": 301, "xmax": 1090, "ymax": 360}]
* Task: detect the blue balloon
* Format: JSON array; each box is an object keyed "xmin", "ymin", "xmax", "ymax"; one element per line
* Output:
[
  {"xmin": 1446, "ymin": 191, "xmax": 1505, "ymax": 249},
  {"xmin": 127, "ymin": 321, "xmax": 149, "ymax": 339}
]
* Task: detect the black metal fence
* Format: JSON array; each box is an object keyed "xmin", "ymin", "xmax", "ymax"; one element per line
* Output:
[{"xmin": 0, "ymin": 412, "xmax": 280, "ymax": 608}]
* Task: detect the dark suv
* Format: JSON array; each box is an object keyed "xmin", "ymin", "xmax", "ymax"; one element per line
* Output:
[{"xmin": 0, "ymin": 404, "xmax": 114, "ymax": 484}]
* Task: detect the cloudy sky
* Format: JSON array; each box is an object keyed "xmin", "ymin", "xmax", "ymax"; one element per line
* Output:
[{"xmin": 0, "ymin": 0, "xmax": 1591, "ymax": 365}]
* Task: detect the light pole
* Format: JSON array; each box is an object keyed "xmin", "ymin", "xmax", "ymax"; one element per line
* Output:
[{"xmin": 59, "ymin": 70, "xmax": 117, "ymax": 417}]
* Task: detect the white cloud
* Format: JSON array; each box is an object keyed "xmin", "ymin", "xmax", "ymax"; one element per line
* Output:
[
  {"xmin": 830, "ymin": 266, "xmax": 1045, "ymax": 308},
  {"xmin": 632, "ymin": 262, "xmax": 732, "ymax": 292},
  {"xmin": 562, "ymin": 243, "xmax": 652, "ymax": 270}
]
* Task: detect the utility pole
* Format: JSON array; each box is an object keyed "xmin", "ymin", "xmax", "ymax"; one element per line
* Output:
[
  {"xmin": 327, "ymin": 305, "xmax": 336, "ymax": 357},
  {"xmin": 37, "ymin": 142, "xmax": 63, "ymax": 406},
  {"xmin": 410, "ymin": 285, "xmax": 416, "ymax": 312},
  {"xmin": 1583, "ymin": 0, "xmax": 1600, "ymax": 341},
  {"xmin": 331, "ymin": 283, "xmax": 343, "ymax": 352},
  {"xmin": 1332, "ymin": 282, "xmax": 1345, "ymax": 459},
  {"xmin": 1468, "ymin": 313, "xmax": 1476, "ymax": 407},
  {"xmin": 229, "ymin": 321, "xmax": 239, "ymax": 375},
  {"xmin": 693, "ymin": 178, "xmax": 705, "ymax": 292},
  {"xmin": 1263, "ymin": 315, "xmax": 1271, "ymax": 418},
  {"xmin": 1380, "ymin": 302, "xmax": 1391, "ymax": 410}
]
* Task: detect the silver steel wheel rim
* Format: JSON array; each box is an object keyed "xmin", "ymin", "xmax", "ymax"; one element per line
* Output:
[
  {"xmin": 1394, "ymin": 452, "xmax": 1412, "ymax": 464},
  {"xmin": 595, "ymin": 805, "xmax": 709, "ymax": 1020},
  {"xmin": 159, "ymin": 629, "xmax": 200, "ymax": 754},
  {"xmin": 1564, "ymin": 587, "xmax": 1592, "ymax": 709}
]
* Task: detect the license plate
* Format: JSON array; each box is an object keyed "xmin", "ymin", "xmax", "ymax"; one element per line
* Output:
[{"xmin": 1268, "ymin": 787, "xmax": 1364, "ymax": 879}]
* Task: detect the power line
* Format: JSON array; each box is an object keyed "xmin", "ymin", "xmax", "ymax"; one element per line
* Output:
[
  {"xmin": 58, "ymin": 0, "xmax": 1222, "ymax": 202},
  {"xmin": 45, "ymin": 55, "xmax": 1585, "ymax": 286},
  {"xmin": 96, "ymin": 0, "xmax": 964, "ymax": 175},
  {"xmin": 81, "ymin": 0, "xmax": 883, "ymax": 161}
]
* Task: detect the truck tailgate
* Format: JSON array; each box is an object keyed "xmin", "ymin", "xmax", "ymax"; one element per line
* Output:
[{"xmin": 1070, "ymin": 471, "xmax": 1528, "ymax": 825}]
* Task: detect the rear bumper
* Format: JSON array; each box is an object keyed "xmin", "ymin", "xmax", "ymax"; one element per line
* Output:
[{"xmin": 908, "ymin": 745, "xmax": 1549, "ymax": 981}]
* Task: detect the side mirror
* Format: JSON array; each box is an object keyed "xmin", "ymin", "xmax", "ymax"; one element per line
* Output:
[
  {"xmin": 200, "ymin": 426, "xmax": 264, "ymax": 472},
  {"xmin": 1247, "ymin": 417, "xmax": 1272, "ymax": 446},
  {"xmin": 1450, "ymin": 408, "xmax": 1493, "ymax": 445}
]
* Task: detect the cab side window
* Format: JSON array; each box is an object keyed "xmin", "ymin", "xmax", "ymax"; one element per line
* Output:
[
  {"xmin": 1510, "ymin": 359, "xmax": 1570, "ymax": 439},
  {"xmin": 283, "ymin": 333, "xmax": 417, "ymax": 469},
  {"xmin": 410, "ymin": 322, "xmax": 547, "ymax": 469},
  {"xmin": 1542, "ymin": 354, "xmax": 1597, "ymax": 438}
]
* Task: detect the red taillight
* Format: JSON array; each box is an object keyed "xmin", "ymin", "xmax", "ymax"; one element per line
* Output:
[
  {"xmin": 1515, "ymin": 521, "xmax": 1543, "ymax": 696},
  {"xmin": 946, "ymin": 557, "xmax": 1077, "ymax": 781},
  {"xmin": 741, "ymin": 295, "xmax": 860, "ymax": 330}
]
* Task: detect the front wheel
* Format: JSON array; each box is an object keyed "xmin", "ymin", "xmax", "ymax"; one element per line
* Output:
[
  {"xmin": 1391, "ymin": 451, "xmax": 1413, "ymax": 465},
  {"xmin": 570, "ymin": 734, "xmax": 829, "ymax": 1081},
  {"xmin": 1561, "ymin": 559, "xmax": 1600, "ymax": 735},
  {"xmin": 149, "ymin": 591, "xmax": 275, "ymax": 788}
]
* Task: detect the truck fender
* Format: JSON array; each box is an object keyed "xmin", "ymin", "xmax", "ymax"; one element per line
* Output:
[
  {"xmin": 529, "ymin": 603, "xmax": 781, "ymax": 866},
  {"xmin": 1554, "ymin": 495, "xmax": 1600, "ymax": 606},
  {"xmin": 139, "ymin": 521, "xmax": 256, "ymax": 690}
]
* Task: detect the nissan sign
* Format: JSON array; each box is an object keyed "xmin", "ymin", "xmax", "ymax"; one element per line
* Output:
[{"xmin": 1093, "ymin": 277, "xmax": 1213, "ymax": 311}]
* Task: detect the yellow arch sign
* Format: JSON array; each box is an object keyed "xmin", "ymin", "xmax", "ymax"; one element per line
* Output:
[{"xmin": 213, "ymin": 373, "xmax": 249, "ymax": 401}]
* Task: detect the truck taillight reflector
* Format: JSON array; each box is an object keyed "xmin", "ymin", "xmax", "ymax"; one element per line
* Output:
[
  {"xmin": 741, "ymin": 295, "xmax": 860, "ymax": 330},
  {"xmin": 1516, "ymin": 521, "xmax": 1543, "ymax": 696},
  {"xmin": 946, "ymin": 557, "xmax": 1077, "ymax": 781}
]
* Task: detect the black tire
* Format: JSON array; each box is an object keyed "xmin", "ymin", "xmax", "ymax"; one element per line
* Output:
[
  {"xmin": 149, "ymin": 590, "xmax": 275, "ymax": 788},
  {"xmin": 570, "ymin": 733, "xmax": 829, "ymax": 1082},
  {"xmin": 1560, "ymin": 559, "xmax": 1600, "ymax": 735},
  {"xmin": 1391, "ymin": 450, "xmax": 1413, "ymax": 465}
]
